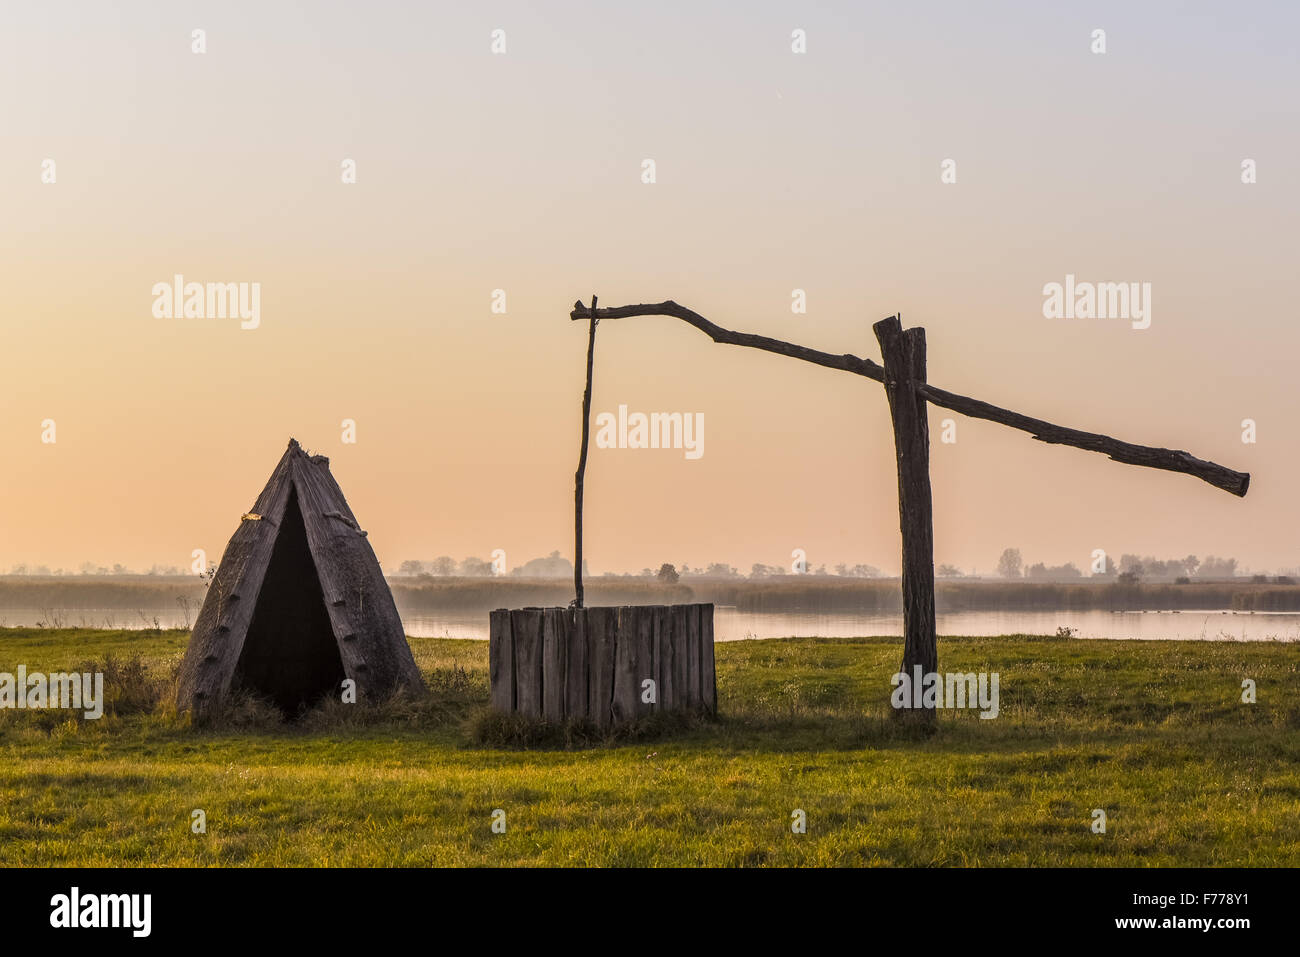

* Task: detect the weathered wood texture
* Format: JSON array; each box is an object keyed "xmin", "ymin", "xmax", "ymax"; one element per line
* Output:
[
  {"xmin": 488, "ymin": 609, "xmax": 514, "ymax": 712},
  {"xmin": 542, "ymin": 607, "xmax": 568, "ymax": 722},
  {"xmin": 697, "ymin": 601, "xmax": 716, "ymax": 712},
  {"xmin": 675, "ymin": 603, "xmax": 694, "ymax": 708},
  {"xmin": 176, "ymin": 438, "xmax": 424, "ymax": 717},
  {"xmin": 586, "ymin": 605, "xmax": 617, "ymax": 730},
  {"xmin": 489, "ymin": 604, "xmax": 716, "ymax": 726},
  {"xmin": 565, "ymin": 608, "xmax": 588, "ymax": 718},
  {"xmin": 654, "ymin": 604, "xmax": 675, "ymax": 712},
  {"xmin": 875, "ymin": 318, "xmax": 938, "ymax": 722},
  {"xmin": 634, "ymin": 608, "xmax": 655, "ymax": 719},
  {"xmin": 569, "ymin": 300, "xmax": 1249, "ymax": 497},
  {"xmin": 511, "ymin": 608, "xmax": 544, "ymax": 719},
  {"xmin": 612, "ymin": 606, "xmax": 639, "ymax": 724}
]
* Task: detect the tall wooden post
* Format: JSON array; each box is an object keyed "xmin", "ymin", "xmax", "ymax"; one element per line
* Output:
[{"xmin": 874, "ymin": 316, "xmax": 938, "ymax": 723}]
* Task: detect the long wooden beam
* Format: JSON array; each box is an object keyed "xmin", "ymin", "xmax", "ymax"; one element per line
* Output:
[{"xmin": 570, "ymin": 299, "xmax": 1250, "ymax": 498}]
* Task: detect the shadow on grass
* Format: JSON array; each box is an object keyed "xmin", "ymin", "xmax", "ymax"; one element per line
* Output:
[
  {"xmin": 459, "ymin": 701, "xmax": 960, "ymax": 752},
  {"xmin": 464, "ymin": 706, "xmax": 719, "ymax": 750},
  {"xmin": 4, "ymin": 640, "xmax": 1294, "ymax": 762}
]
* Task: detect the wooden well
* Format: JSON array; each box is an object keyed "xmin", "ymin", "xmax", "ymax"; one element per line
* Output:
[{"xmin": 489, "ymin": 603, "xmax": 715, "ymax": 727}]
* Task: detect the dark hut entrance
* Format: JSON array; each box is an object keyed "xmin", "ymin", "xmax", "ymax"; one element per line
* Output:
[{"xmin": 234, "ymin": 488, "xmax": 345, "ymax": 715}]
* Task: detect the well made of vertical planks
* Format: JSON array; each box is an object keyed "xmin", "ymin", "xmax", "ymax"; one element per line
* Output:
[{"xmin": 488, "ymin": 604, "xmax": 716, "ymax": 725}]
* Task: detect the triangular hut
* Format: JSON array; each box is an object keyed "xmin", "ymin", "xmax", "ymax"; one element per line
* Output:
[{"xmin": 176, "ymin": 438, "xmax": 424, "ymax": 716}]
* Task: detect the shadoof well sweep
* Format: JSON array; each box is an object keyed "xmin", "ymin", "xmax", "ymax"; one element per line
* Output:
[{"xmin": 487, "ymin": 298, "xmax": 1250, "ymax": 728}]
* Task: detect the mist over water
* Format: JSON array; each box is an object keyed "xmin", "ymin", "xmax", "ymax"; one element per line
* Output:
[
  {"xmin": 402, "ymin": 608, "xmax": 1300, "ymax": 642},
  {"xmin": 5, "ymin": 605, "xmax": 1297, "ymax": 643}
]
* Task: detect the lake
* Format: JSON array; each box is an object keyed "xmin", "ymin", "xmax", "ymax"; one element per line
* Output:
[
  {"xmin": 8, "ymin": 605, "xmax": 1294, "ymax": 641},
  {"xmin": 401, "ymin": 607, "xmax": 1300, "ymax": 642}
]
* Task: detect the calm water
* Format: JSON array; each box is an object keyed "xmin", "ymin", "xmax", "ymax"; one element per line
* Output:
[
  {"xmin": 8, "ymin": 606, "xmax": 1291, "ymax": 641},
  {"xmin": 401, "ymin": 608, "xmax": 1300, "ymax": 642}
]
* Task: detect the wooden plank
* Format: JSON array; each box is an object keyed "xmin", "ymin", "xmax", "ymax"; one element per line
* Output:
[
  {"xmin": 586, "ymin": 606, "xmax": 617, "ymax": 729},
  {"xmin": 683, "ymin": 603, "xmax": 701, "ymax": 708},
  {"xmin": 612, "ymin": 606, "xmax": 640, "ymax": 724},
  {"xmin": 672, "ymin": 604, "xmax": 690, "ymax": 709},
  {"xmin": 488, "ymin": 609, "xmax": 514, "ymax": 713},
  {"xmin": 511, "ymin": 608, "xmax": 544, "ymax": 719},
  {"xmin": 635, "ymin": 605, "xmax": 655, "ymax": 718},
  {"xmin": 542, "ymin": 607, "xmax": 567, "ymax": 722},
  {"xmin": 565, "ymin": 606, "xmax": 588, "ymax": 721},
  {"xmin": 654, "ymin": 605, "xmax": 675, "ymax": 712},
  {"xmin": 875, "ymin": 318, "xmax": 937, "ymax": 725},
  {"xmin": 699, "ymin": 603, "xmax": 716, "ymax": 714}
]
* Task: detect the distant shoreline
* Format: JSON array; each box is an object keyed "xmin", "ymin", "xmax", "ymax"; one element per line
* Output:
[{"xmin": 3, "ymin": 574, "xmax": 1300, "ymax": 619}]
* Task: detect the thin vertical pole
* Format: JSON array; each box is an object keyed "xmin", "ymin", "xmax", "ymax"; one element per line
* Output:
[{"xmin": 574, "ymin": 295, "xmax": 598, "ymax": 608}]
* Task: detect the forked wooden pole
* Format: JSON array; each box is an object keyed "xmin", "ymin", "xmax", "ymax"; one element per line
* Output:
[{"xmin": 875, "ymin": 316, "xmax": 938, "ymax": 724}]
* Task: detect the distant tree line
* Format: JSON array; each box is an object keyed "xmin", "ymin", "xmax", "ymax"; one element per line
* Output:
[
  {"xmin": 396, "ymin": 551, "xmax": 581, "ymax": 579},
  {"xmin": 393, "ymin": 555, "xmax": 888, "ymax": 581},
  {"xmin": 8, "ymin": 562, "xmax": 185, "ymax": 576},
  {"xmin": 2, "ymin": 550, "xmax": 1270, "ymax": 583},
  {"xmin": 638, "ymin": 561, "xmax": 884, "ymax": 580},
  {"xmin": 993, "ymin": 548, "xmax": 1246, "ymax": 583}
]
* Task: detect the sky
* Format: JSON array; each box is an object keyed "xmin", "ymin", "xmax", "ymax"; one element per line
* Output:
[{"xmin": 1, "ymin": 1, "xmax": 1297, "ymax": 577}]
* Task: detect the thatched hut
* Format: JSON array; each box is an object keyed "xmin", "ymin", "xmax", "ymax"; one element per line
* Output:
[{"xmin": 176, "ymin": 439, "xmax": 423, "ymax": 717}]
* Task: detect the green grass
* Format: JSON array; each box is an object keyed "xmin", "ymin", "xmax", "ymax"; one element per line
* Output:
[{"xmin": 0, "ymin": 627, "xmax": 1296, "ymax": 866}]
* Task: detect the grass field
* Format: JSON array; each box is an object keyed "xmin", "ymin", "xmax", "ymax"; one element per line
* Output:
[{"xmin": 1, "ymin": 627, "xmax": 1297, "ymax": 866}]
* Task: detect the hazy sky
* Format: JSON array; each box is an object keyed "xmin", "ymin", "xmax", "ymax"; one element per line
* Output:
[{"xmin": 2, "ymin": 1, "xmax": 1297, "ymax": 576}]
